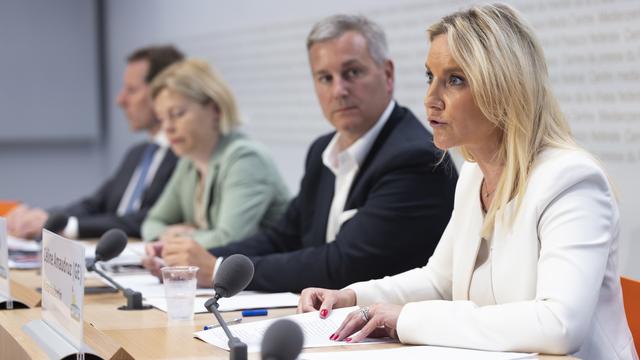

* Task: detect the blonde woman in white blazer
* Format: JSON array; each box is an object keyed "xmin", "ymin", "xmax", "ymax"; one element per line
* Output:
[{"xmin": 298, "ymin": 4, "xmax": 637, "ymax": 359}]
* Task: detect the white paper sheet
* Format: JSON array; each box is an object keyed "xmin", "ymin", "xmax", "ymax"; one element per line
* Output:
[
  {"xmin": 7, "ymin": 235, "xmax": 40, "ymax": 252},
  {"xmin": 194, "ymin": 306, "xmax": 397, "ymax": 352},
  {"xmin": 146, "ymin": 292, "xmax": 300, "ymax": 313},
  {"xmin": 83, "ymin": 241, "xmax": 146, "ymax": 266},
  {"xmin": 301, "ymin": 346, "xmax": 537, "ymax": 360},
  {"xmin": 8, "ymin": 258, "xmax": 40, "ymax": 269}
]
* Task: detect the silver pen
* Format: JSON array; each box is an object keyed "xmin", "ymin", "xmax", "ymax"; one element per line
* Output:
[{"xmin": 203, "ymin": 317, "xmax": 242, "ymax": 330}]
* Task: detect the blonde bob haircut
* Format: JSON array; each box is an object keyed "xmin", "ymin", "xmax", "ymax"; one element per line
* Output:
[
  {"xmin": 150, "ymin": 58, "xmax": 241, "ymax": 135},
  {"xmin": 428, "ymin": 3, "xmax": 577, "ymax": 237}
]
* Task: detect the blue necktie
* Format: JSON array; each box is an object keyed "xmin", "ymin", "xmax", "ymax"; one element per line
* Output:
[{"xmin": 125, "ymin": 143, "xmax": 159, "ymax": 214}]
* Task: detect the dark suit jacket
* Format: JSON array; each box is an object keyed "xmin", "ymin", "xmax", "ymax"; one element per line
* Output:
[
  {"xmin": 55, "ymin": 142, "xmax": 177, "ymax": 238},
  {"xmin": 211, "ymin": 104, "xmax": 458, "ymax": 293}
]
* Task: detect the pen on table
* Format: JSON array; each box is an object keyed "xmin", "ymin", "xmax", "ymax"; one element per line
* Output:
[
  {"xmin": 242, "ymin": 309, "xmax": 268, "ymax": 317},
  {"xmin": 203, "ymin": 317, "xmax": 242, "ymax": 330}
]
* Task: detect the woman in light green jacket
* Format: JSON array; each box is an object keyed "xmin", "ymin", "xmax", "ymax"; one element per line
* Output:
[{"xmin": 142, "ymin": 59, "xmax": 289, "ymax": 251}]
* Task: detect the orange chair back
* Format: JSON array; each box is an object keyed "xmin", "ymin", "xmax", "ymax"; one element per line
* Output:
[
  {"xmin": 0, "ymin": 200, "xmax": 20, "ymax": 216},
  {"xmin": 621, "ymin": 276, "xmax": 640, "ymax": 352}
]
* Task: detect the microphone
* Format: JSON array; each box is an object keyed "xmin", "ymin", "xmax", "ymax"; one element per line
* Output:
[
  {"xmin": 204, "ymin": 254, "xmax": 254, "ymax": 360},
  {"xmin": 36, "ymin": 212, "xmax": 69, "ymax": 241},
  {"xmin": 87, "ymin": 229, "xmax": 151, "ymax": 311},
  {"xmin": 261, "ymin": 319, "xmax": 304, "ymax": 360},
  {"xmin": 43, "ymin": 212, "xmax": 69, "ymax": 234},
  {"xmin": 86, "ymin": 228, "xmax": 128, "ymax": 268},
  {"xmin": 213, "ymin": 254, "xmax": 255, "ymax": 298}
]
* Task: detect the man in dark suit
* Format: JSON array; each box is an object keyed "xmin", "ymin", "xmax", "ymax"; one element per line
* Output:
[
  {"xmin": 7, "ymin": 45, "xmax": 183, "ymax": 239},
  {"xmin": 150, "ymin": 15, "xmax": 457, "ymax": 292}
]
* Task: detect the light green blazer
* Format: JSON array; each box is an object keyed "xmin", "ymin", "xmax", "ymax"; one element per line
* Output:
[{"xmin": 141, "ymin": 132, "xmax": 290, "ymax": 248}]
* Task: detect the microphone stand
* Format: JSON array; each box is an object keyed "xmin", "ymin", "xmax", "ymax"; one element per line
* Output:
[
  {"xmin": 88, "ymin": 262, "xmax": 152, "ymax": 311},
  {"xmin": 205, "ymin": 295, "xmax": 247, "ymax": 360}
]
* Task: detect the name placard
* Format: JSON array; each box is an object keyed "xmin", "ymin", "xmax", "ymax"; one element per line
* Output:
[
  {"xmin": 0, "ymin": 218, "xmax": 11, "ymax": 303},
  {"xmin": 41, "ymin": 229, "xmax": 85, "ymax": 350}
]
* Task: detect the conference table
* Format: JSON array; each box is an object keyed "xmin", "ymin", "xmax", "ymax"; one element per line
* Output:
[{"xmin": 1, "ymin": 267, "xmax": 577, "ymax": 359}]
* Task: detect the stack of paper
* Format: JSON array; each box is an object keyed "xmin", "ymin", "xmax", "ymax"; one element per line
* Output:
[
  {"xmin": 102, "ymin": 272, "xmax": 299, "ymax": 314},
  {"xmin": 194, "ymin": 307, "xmax": 396, "ymax": 352},
  {"xmin": 7, "ymin": 237, "xmax": 147, "ymax": 270},
  {"xmin": 7, "ymin": 235, "xmax": 40, "ymax": 269}
]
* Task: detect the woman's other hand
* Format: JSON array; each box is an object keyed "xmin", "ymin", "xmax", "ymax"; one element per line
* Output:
[{"xmin": 297, "ymin": 288, "xmax": 357, "ymax": 319}]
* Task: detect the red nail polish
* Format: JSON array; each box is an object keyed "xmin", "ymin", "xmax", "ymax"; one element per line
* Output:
[
  {"xmin": 345, "ymin": 338, "xmax": 352, "ymax": 342},
  {"xmin": 320, "ymin": 309, "xmax": 328, "ymax": 318}
]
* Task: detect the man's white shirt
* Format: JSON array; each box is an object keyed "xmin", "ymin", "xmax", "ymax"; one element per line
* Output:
[
  {"xmin": 322, "ymin": 100, "xmax": 395, "ymax": 243},
  {"xmin": 212, "ymin": 100, "xmax": 395, "ymax": 279}
]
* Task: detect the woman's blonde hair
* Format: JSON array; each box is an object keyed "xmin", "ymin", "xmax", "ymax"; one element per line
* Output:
[
  {"xmin": 428, "ymin": 3, "xmax": 577, "ymax": 237},
  {"xmin": 150, "ymin": 58, "xmax": 241, "ymax": 135}
]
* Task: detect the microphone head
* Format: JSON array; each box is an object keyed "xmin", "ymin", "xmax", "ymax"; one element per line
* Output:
[
  {"xmin": 213, "ymin": 254, "xmax": 254, "ymax": 298},
  {"xmin": 95, "ymin": 229, "xmax": 128, "ymax": 262},
  {"xmin": 44, "ymin": 212, "xmax": 69, "ymax": 234},
  {"xmin": 261, "ymin": 319, "xmax": 304, "ymax": 360}
]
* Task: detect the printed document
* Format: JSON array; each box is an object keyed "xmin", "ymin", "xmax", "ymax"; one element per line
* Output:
[
  {"xmin": 194, "ymin": 306, "xmax": 396, "ymax": 352},
  {"xmin": 146, "ymin": 291, "xmax": 299, "ymax": 313}
]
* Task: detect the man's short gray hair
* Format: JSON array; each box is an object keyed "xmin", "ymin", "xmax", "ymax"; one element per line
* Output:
[{"xmin": 306, "ymin": 14, "xmax": 389, "ymax": 65}]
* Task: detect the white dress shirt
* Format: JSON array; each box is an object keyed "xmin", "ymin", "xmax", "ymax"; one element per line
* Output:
[
  {"xmin": 63, "ymin": 132, "xmax": 170, "ymax": 239},
  {"xmin": 322, "ymin": 100, "xmax": 395, "ymax": 243},
  {"xmin": 212, "ymin": 100, "xmax": 396, "ymax": 278}
]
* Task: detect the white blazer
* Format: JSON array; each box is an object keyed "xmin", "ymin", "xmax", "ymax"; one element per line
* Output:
[{"xmin": 348, "ymin": 148, "xmax": 637, "ymax": 359}]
